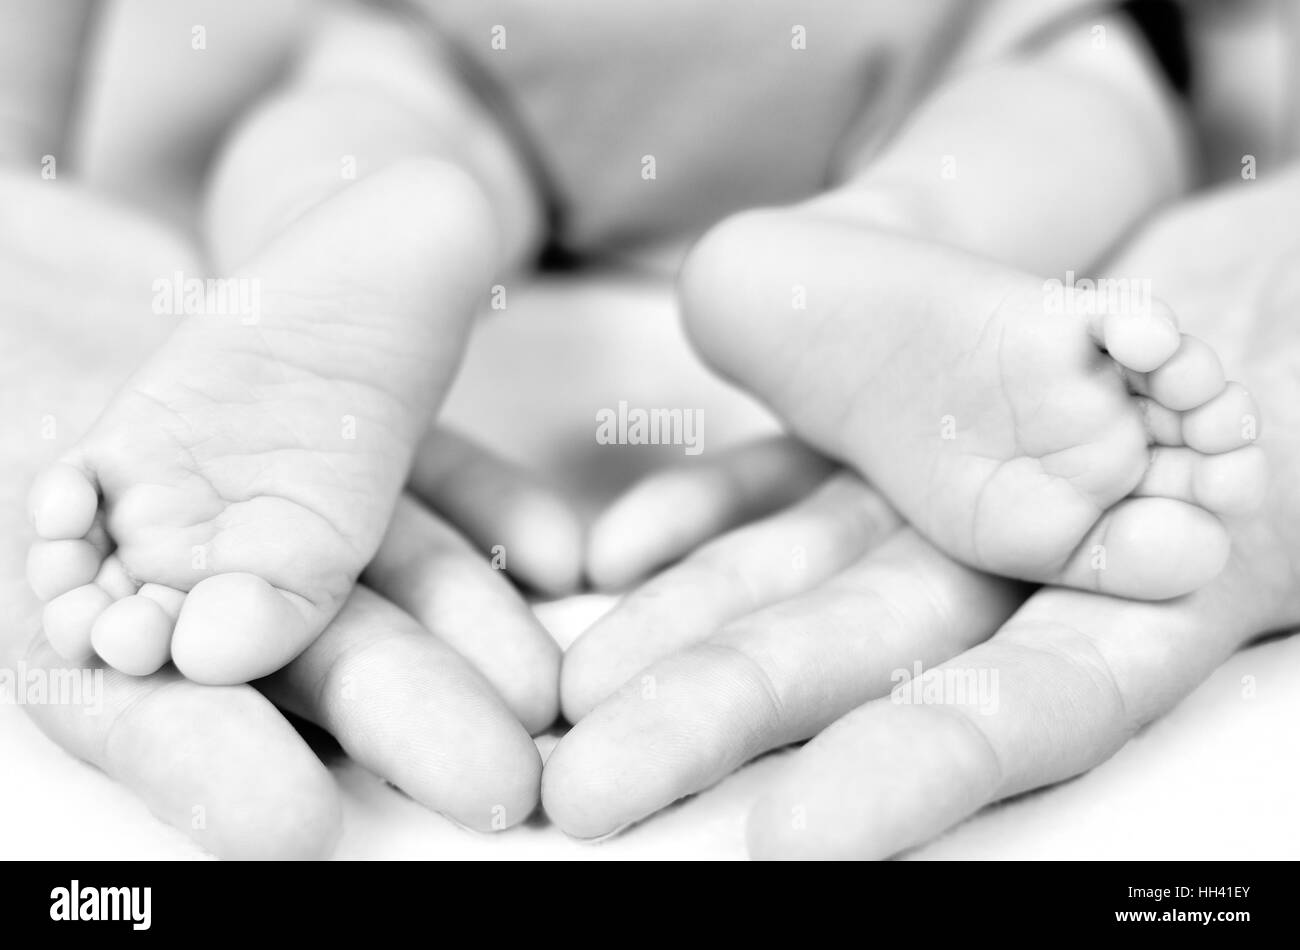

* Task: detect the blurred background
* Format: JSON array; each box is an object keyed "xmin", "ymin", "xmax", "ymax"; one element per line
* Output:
[{"xmin": 2, "ymin": 1, "xmax": 1295, "ymax": 234}]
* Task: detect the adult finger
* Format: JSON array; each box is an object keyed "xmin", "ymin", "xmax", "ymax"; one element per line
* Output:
[
  {"xmin": 746, "ymin": 571, "xmax": 1264, "ymax": 859},
  {"xmin": 364, "ymin": 494, "xmax": 561, "ymax": 734},
  {"xmin": 586, "ymin": 436, "xmax": 835, "ymax": 590},
  {"xmin": 544, "ymin": 530, "xmax": 1024, "ymax": 838},
  {"xmin": 262, "ymin": 584, "xmax": 542, "ymax": 833},
  {"xmin": 561, "ymin": 473, "xmax": 902, "ymax": 721},
  {"xmin": 407, "ymin": 427, "xmax": 584, "ymax": 596},
  {"xmin": 21, "ymin": 633, "xmax": 340, "ymax": 859}
]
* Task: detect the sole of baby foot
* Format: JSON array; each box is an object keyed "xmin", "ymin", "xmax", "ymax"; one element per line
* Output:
[
  {"xmin": 28, "ymin": 159, "xmax": 497, "ymax": 683},
  {"xmin": 681, "ymin": 210, "xmax": 1265, "ymax": 600}
]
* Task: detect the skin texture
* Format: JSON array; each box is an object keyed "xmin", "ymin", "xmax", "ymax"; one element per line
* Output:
[
  {"xmin": 0, "ymin": 0, "xmax": 575, "ymax": 857},
  {"xmin": 1, "ymin": 171, "xmax": 566, "ymax": 856},
  {"xmin": 30, "ymin": 158, "xmax": 499, "ymax": 685},
  {"xmin": 38, "ymin": 4, "xmax": 1183, "ymax": 676},
  {"xmin": 678, "ymin": 210, "xmax": 1257, "ymax": 600},
  {"xmin": 63, "ymin": 1, "xmax": 1193, "ymax": 681},
  {"xmin": 20, "ymin": 169, "xmax": 1297, "ymax": 858},
  {"xmin": 556, "ymin": 167, "xmax": 1300, "ymax": 857},
  {"xmin": 8, "ymin": 0, "xmax": 1296, "ymax": 859}
]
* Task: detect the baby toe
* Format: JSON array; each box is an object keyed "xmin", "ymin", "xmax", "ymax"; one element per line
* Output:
[
  {"xmin": 1133, "ymin": 445, "xmax": 1268, "ymax": 517},
  {"xmin": 43, "ymin": 583, "xmax": 113, "ymax": 662},
  {"xmin": 172, "ymin": 573, "xmax": 316, "ymax": 685},
  {"xmin": 1059, "ymin": 497, "xmax": 1229, "ymax": 600},
  {"xmin": 91, "ymin": 595, "xmax": 175, "ymax": 677},
  {"xmin": 137, "ymin": 582, "xmax": 186, "ymax": 620},
  {"xmin": 1101, "ymin": 300, "xmax": 1181, "ymax": 373},
  {"xmin": 28, "ymin": 462, "xmax": 99, "ymax": 540},
  {"xmin": 93, "ymin": 554, "xmax": 140, "ymax": 600},
  {"xmin": 27, "ymin": 539, "xmax": 102, "ymax": 601},
  {"xmin": 1193, "ymin": 445, "xmax": 1268, "ymax": 517},
  {"xmin": 1135, "ymin": 395, "xmax": 1184, "ymax": 447},
  {"xmin": 1144, "ymin": 335, "xmax": 1226, "ymax": 411},
  {"xmin": 1182, "ymin": 382, "xmax": 1261, "ymax": 454}
]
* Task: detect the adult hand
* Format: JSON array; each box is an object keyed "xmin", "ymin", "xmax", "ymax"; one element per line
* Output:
[
  {"xmin": 547, "ymin": 168, "xmax": 1300, "ymax": 857},
  {"xmin": 2, "ymin": 172, "xmax": 570, "ymax": 858}
]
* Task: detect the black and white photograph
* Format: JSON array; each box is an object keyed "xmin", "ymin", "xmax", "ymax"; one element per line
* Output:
[{"xmin": 1, "ymin": 0, "xmax": 1297, "ymax": 894}]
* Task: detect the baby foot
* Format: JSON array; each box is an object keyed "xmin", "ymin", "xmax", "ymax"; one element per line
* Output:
[
  {"xmin": 681, "ymin": 209, "xmax": 1265, "ymax": 599},
  {"xmin": 27, "ymin": 160, "xmax": 495, "ymax": 682}
]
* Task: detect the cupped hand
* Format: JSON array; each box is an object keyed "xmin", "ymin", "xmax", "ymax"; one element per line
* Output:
[
  {"xmin": 2, "ymin": 172, "xmax": 574, "ymax": 858},
  {"xmin": 548, "ymin": 167, "xmax": 1300, "ymax": 857}
]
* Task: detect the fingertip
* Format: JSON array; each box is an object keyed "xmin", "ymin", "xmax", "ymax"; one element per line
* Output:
[
  {"xmin": 540, "ymin": 729, "xmax": 616, "ymax": 840},
  {"xmin": 293, "ymin": 593, "xmax": 545, "ymax": 832},
  {"xmin": 506, "ymin": 640, "xmax": 562, "ymax": 736},
  {"xmin": 584, "ymin": 499, "xmax": 652, "ymax": 591},
  {"xmin": 504, "ymin": 491, "xmax": 585, "ymax": 596},
  {"xmin": 584, "ymin": 468, "xmax": 712, "ymax": 591},
  {"xmin": 557, "ymin": 641, "xmax": 606, "ymax": 725},
  {"xmin": 198, "ymin": 726, "xmax": 344, "ymax": 860},
  {"xmin": 208, "ymin": 764, "xmax": 343, "ymax": 862},
  {"xmin": 453, "ymin": 737, "xmax": 544, "ymax": 834},
  {"xmin": 409, "ymin": 704, "xmax": 543, "ymax": 833},
  {"xmin": 544, "ymin": 682, "xmax": 695, "ymax": 840}
]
